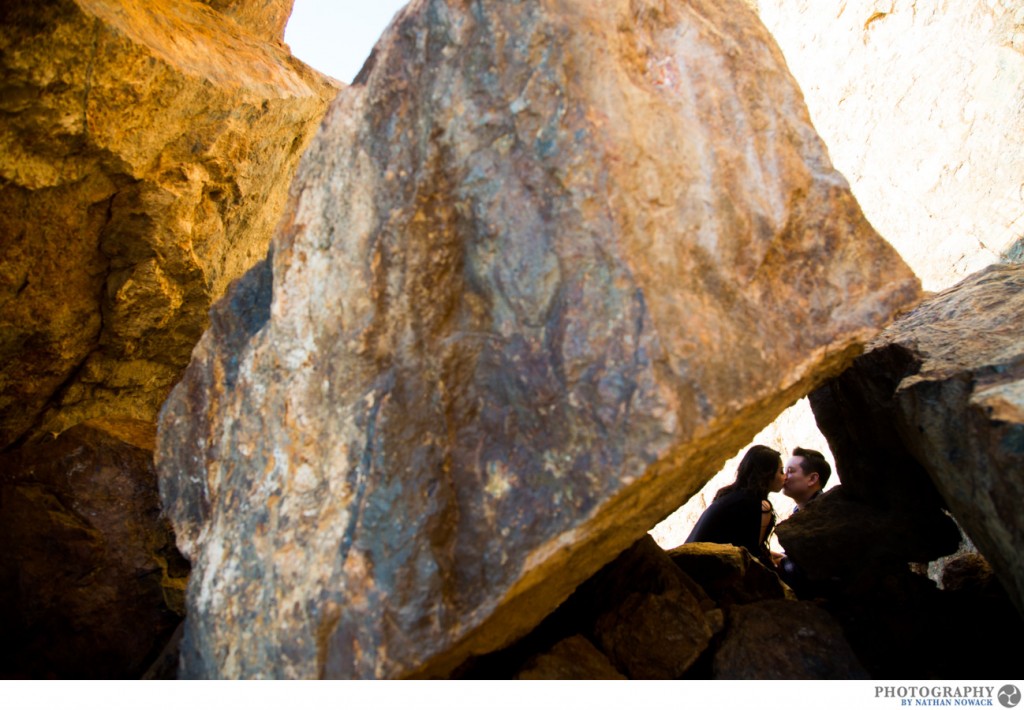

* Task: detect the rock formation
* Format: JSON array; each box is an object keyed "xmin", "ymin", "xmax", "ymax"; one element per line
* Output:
[
  {"xmin": 514, "ymin": 635, "xmax": 626, "ymax": 680},
  {"xmin": 0, "ymin": 419, "xmax": 188, "ymax": 678},
  {"xmin": 712, "ymin": 599, "xmax": 868, "ymax": 680},
  {"xmin": 157, "ymin": 0, "xmax": 920, "ymax": 679},
  {"xmin": 668, "ymin": 541, "xmax": 794, "ymax": 607},
  {"xmin": 751, "ymin": 0, "xmax": 1024, "ymax": 291},
  {"xmin": 776, "ymin": 487, "xmax": 960, "ymax": 595},
  {"xmin": 0, "ymin": 0, "xmax": 337, "ymax": 678},
  {"xmin": 807, "ymin": 263, "xmax": 1024, "ymax": 619},
  {"xmin": 200, "ymin": 0, "xmax": 293, "ymax": 41},
  {"xmin": 581, "ymin": 537, "xmax": 718, "ymax": 680},
  {"xmin": 657, "ymin": 0, "xmax": 1024, "ymax": 553},
  {"xmin": 460, "ymin": 536, "xmax": 866, "ymax": 680},
  {"xmin": 0, "ymin": 0, "xmax": 337, "ymax": 451}
]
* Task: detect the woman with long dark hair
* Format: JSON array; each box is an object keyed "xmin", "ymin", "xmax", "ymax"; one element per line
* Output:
[{"xmin": 684, "ymin": 444, "xmax": 784, "ymax": 567}]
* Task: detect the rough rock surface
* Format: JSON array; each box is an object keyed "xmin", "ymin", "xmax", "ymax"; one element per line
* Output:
[
  {"xmin": 941, "ymin": 551, "xmax": 997, "ymax": 595},
  {"xmin": 158, "ymin": 0, "xmax": 920, "ymax": 679},
  {"xmin": 775, "ymin": 487, "xmax": 961, "ymax": 593},
  {"xmin": 809, "ymin": 264, "xmax": 1024, "ymax": 617},
  {"xmin": 592, "ymin": 590, "xmax": 711, "ymax": 679},
  {"xmin": 751, "ymin": 0, "xmax": 1024, "ymax": 291},
  {"xmin": 578, "ymin": 536, "xmax": 716, "ymax": 680},
  {"xmin": 200, "ymin": 0, "xmax": 293, "ymax": 41},
  {"xmin": 0, "ymin": 0, "xmax": 337, "ymax": 450},
  {"xmin": 712, "ymin": 599, "xmax": 868, "ymax": 679},
  {"xmin": 514, "ymin": 635, "xmax": 625, "ymax": 681},
  {"xmin": 820, "ymin": 562, "xmax": 1023, "ymax": 680},
  {"xmin": 657, "ymin": 0, "xmax": 1024, "ymax": 550},
  {"xmin": 457, "ymin": 534, "xmax": 719, "ymax": 679},
  {"xmin": 467, "ymin": 532, "xmax": 1017, "ymax": 678},
  {"xmin": 667, "ymin": 542, "xmax": 795, "ymax": 607},
  {"xmin": 0, "ymin": 419, "xmax": 188, "ymax": 678}
]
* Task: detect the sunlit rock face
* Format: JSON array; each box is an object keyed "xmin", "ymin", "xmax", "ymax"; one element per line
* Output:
[
  {"xmin": 810, "ymin": 263, "xmax": 1024, "ymax": 619},
  {"xmin": 751, "ymin": 0, "xmax": 1024, "ymax": 291},
  {"xmin": 158, "ymin": 0, "xmax": 920, "ymax": 679},
  {"xmin": 199, "ymin": 0, "xmax": 294, "ymax": 41},
  {"xmin": 0, "ymin": 0, "xmax": 337, "ymax": 450}
]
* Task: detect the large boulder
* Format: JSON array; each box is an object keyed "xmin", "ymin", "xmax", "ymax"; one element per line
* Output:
[
  {"xmin": 0, "ymin": 0, "xmax": 337, "ymax": 450},
  {"xmin": 157, "ymin": 0, "xmax": 920, "ymax": 678},
  {"xmin": 775, "ymin": 487, "xmax": 960, "ymax": 595},
  {"xmin": 809, "ymin": 263, "xmax": 1024, "ymax": 618},
  {"xmin": 0, "ymin": 419, "xmax": 188, "ymax": 678}
]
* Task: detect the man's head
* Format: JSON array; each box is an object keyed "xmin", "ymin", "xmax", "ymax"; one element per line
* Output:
[{"xmin": 783, "ymin": 447, "xmax": 832, "ymax": 507}]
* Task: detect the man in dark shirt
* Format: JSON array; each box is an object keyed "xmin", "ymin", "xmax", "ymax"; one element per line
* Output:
[
  {"xmin": 778, "ymin": 447, "xmax": 832, "ymax": 594},
  {"xmin": 783, "ymin": 446, "xmax": 831, "ymax": 512}
]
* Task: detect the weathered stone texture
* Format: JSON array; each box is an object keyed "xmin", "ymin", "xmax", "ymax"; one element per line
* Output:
[
  {"xmin": 0, "ymin": 419, "xmax": 188, "ymax": 678},
  {"xmin": 775, "ymin": 487, "xmax": 960, "ymax": 593},
  {"xmin": 575, "ymin": 536, "xmax": 716, "ymax": 679},
  {"xmin": 751, "ymin": 0, "xmax": 1024, "ymax": 291},
  {"xmin": 659, "ymin": 0, "xmax": 1024, "ymax": 550},
  {"xmin": 0, "ymin": 0, "xmax": 337, "ymax": 450},
  {"xmin": 200, "ymin": 0, "xmax": 293, "ymax": 41},
  {"xmin": 712, "ymin": 599, "xmax": 868, "ymax": 679},
  {"xmin": 592, "ymin": 589, "xmax": 711, "ymax": 679},
  {"xmin": 667, "ymin": 542, "xmax": 795, "ymax": 607},
  {"xmin": 809, "ymin": 263, "xmax": 1024, "ymax": 617},
  {"xmin": 514, "ymin": 635, "xmax": 625, "ymax": 681},
  {"xmin": 158, "ymin": 0, "xmax": 919, "ymax": 678}
]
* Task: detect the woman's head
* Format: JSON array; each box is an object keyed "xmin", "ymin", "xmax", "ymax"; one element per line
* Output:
[{"xmin": 733, "ymin": 444, "xmax": 784, "ymax": 496}]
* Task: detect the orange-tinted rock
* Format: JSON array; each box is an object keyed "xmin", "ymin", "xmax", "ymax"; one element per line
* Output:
[
  {"xmin": 0, "ymin": 419, "xmax": 188, "ymax": 678},
  {"xmin": 0, "ymin": 0, "xmax": 337, "ymax": 449},
  {"xmin": 592, "ymin": 590, "xmax": 711, "ymax": 679},
  {"xmin": 200, "ymin": 0, "xmax": 293, "ymax": 42},
  {"xmin": 158, "ymin": 0, "xmax": 920, "ymax": 678},
  {"xmin": 667, "ymin": 542, "xmax": 794, "ymax": 607}
]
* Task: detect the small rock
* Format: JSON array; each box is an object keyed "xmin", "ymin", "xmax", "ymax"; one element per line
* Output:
[{"xmin": 667, "ymin": 542, "xmax": 795, "ymax": 606}]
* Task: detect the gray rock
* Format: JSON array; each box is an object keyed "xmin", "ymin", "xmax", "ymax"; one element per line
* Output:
[{"xmin": 158, "ymin": 0, "xmax": 919, "ymax": 678}]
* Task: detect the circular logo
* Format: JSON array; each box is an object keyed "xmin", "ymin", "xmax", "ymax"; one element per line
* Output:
[{"xmin": 999, "ymin": 685, "xmax": 1021, "ymax": 709}]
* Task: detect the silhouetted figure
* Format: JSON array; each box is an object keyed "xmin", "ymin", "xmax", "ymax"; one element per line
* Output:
[
  {"xmin": 778, "ymin": 447, "xmax": 833, "ymax": 595},
  {"xmin": 686, "ymin": 445, "xmax": 784, "ymax": 568}
]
